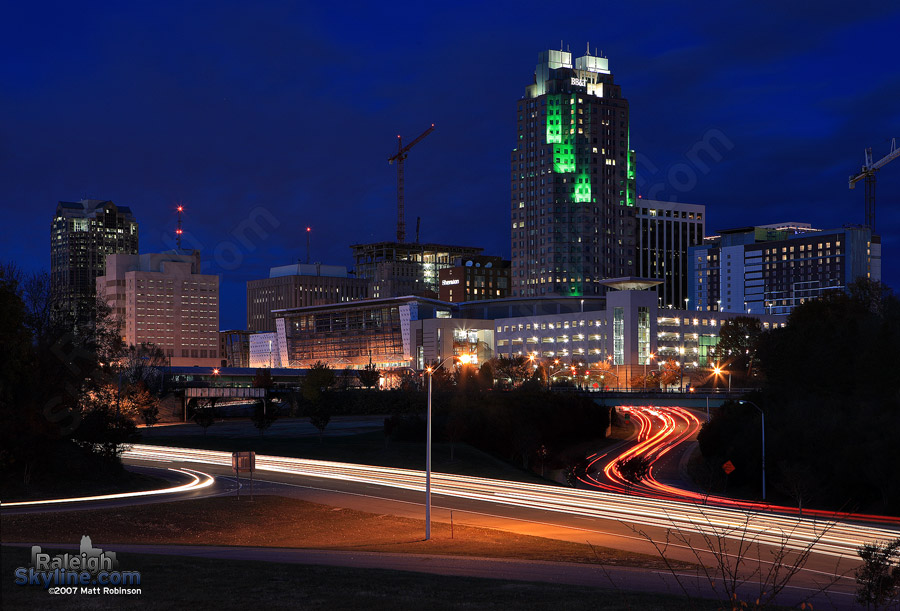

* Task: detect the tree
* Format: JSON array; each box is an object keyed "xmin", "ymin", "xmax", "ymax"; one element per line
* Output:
[
  {"xmin": 658, "ymin": 359, "xmax": 681, "ymax": 388},
  {"xmin": 718, "ymin": 316, "xmax": 763, "ymax": 381},
  {"xmin": 308, "ymin": 403, "xmax": 331, "ymax": 442},
  {"xmin": 492, "ymin": 355, "xmax": 532, "ymax": 388},
  {"xmin": 124, "ymin": 381, "xmax": 160, "ymax": 426},
  {"xmin": 302, "ymin": 362, "xmax": 334, "ymax": 440},
  {"xmin": 856, "ymin": 538, "xmax": 900, "ymax": 609},
  {"xmin": 617, "ymin": 454, "xmax": 652, "ymax": 486},
  {"xmin": 358, "ymin": 363, "xmax": 381, "ymax": 389},
  {"xmin": 193, "ymin": 407, "xmax": 214, "ymax": 435},
  {"xmin": 302, "ymin": 361, "xmax": 335, "ymax": 403},
  {"xmin": 478, "ymin": 361, "xmax": 495, "ymax": 389},
  {"xmin": 454, "ymin": 363, "xmax": 483, "ymax": 392},
  {"xmin": 121, "ymin": 343, "xmax": 167, "ymax": 394},
  {"xmin": 425, "ymin": 360, "xmax": 454, "ymax": 391},
  {"xmin": 775, "ymin": 461, "xmax": 817, "ymax": 517},
  {"xmin": 630, "ymin": 371, "xmax": 659, "ymax": 390},
  {"xmin": 251, "ymin": 397, "xmax": 279, "ymax": 436}
]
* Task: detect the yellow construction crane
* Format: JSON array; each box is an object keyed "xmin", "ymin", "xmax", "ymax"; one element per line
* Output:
[
  {"xmin": 389, "ymin": 124, "xmax": 435, "ymax": 243},
  {"xmin": 849, "ymin": 138, "xmax": 899, "ymax": 231}
]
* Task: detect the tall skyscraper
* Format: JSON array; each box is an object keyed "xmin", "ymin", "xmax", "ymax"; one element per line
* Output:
[
  {"xmin": 51, "ymin": 199, "xmax": 139, "ymax": 316},
  {"xmin": 511, "ymin": 47, "xmax": 635, "ymax": 297}
]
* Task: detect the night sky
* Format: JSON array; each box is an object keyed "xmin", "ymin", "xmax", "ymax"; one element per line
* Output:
[{"xmin": 3, "ymin": 2, "xmax": 898, "ymax": 329}]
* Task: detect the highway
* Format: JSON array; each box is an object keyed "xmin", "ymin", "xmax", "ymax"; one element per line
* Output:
[
  {"xmin": 121, "ymin": 444, "xmax": 900, "ymax": 560},
  {"xmin": 7, "ymin": 441, "xmax": 898, "ymax": 607},
  {"xmin": 581, "ymin": 405, "xmax": 900, "ymax": 525}
]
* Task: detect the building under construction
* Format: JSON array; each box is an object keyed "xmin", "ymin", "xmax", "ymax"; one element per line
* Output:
[{"xmin": 350, "ymin": 241, "xmax": 483, "ymax": 299}]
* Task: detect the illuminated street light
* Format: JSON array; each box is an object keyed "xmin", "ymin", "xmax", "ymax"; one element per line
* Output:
[
  {"xmin": 738, "ymin": 399, "xmax": 767, "ymax": 501},
  {"xmin": 424, "ymin": 353, "xmax": 474, "ymax": 540},
  {"xmin": 643, "ymin": 353, "xmax": 656, "ymax": 391}
]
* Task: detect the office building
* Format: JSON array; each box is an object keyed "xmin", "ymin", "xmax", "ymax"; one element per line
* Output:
[
  {"xmin": 96, "ymin": 250, "xmax": 219, "ymax": 366},
  {"xmin": 438, "ymin": 255, "xmax": 511, "ymax": 302},
  {"xmin": 512, "ymin": 47, "xmax": 635, "ymax": 298},
  {"xmin": 249, "ymin": 330, "xmax": 286, "ymax": 368},
  {"xmin": 493, "ymin": 278, "xmax": 787, "ymax": 386},
  {"xmin": 51, "ymin": 199, "xmax": 139, "ymax": 316},
  {"xmin": 219, "ymin": 330, "xmax": 251, "ymax": 367},
  {"xmin": 247, "ymin": 263, "xmax": 368, "ymax": 333},
  {"xmin": 689, "ymin": 224, "xmax": 880, "ymax": 315},
  {"xmin": 350, "ymin": 241, "xmax": 482, "ymax": 299},
  {"xmin": 635, "ymin": 200, "xmax": 705, "ymax": 309}
]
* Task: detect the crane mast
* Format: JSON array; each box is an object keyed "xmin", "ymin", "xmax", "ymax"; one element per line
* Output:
[
  {"xmin": 849, "ymin": 138, "xmax": 898, "ymax": 231},
  {"xmin": 388, "ymin": 124, "xmax": 435, "ymax": 243}
]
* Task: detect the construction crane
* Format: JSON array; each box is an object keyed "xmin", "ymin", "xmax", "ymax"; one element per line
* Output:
[
  {"xmin": 388, "ymin": 124, "xmax": 434, "ymax": 243},
  {"xmin": 849, "ymin": 138, "xmax": 899, "ymax": 231}
]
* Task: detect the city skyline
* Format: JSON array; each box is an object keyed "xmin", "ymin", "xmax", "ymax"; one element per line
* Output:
[{"xmin": 3, "ymin": 3, "xmax": 899, "ymax": 329}]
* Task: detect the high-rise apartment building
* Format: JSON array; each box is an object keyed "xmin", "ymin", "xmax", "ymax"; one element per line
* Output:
[
  {"xmin": 635, "ymin": 200, "xmax": 705, "ymax": 309},
  {"xmin": 512, "ymin": 48, "xmax": 635, "ymax": 298},
  {"xmin": 689, "ymin": 224, "xmax": 880, "ymax": 315},
  {"xmin": 51, "ymin": 200, "xmax": 139, "ymax": 316},
  {"xmin": 247, "ymin": 263, "xmax": 369, "ymax": 333},
  {"xmin": 96, "ymin": 250, "xmax": 219, "ymax": 366}
]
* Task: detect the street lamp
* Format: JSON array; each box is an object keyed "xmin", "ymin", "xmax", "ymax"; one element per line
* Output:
[
  {"xmin": 424, "ymin": 353, "xmax": 475, "ymax": 540},
  {"xmin": 712, "ymin": 364, "xmax": 732, "ymax": 392},
  {"xmin": 738, "ymin": 399, "xmax": 766, "ymax": 501},
  {"xmin": 643, "ymin": 353, "xmax": 655, "ymax": 391}
]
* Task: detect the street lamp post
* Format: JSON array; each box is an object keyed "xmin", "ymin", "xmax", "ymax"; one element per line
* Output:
[
  {"xmin": 643, "ymin": 353, "xmax": 655, "ymax": 391},
  {"xmin": 738, "ymin": 399, "xmax": 766, "ymax": 501},
  {"xmin": 424, "ymin": 353, "xmax": 474, "ymax": 540}
]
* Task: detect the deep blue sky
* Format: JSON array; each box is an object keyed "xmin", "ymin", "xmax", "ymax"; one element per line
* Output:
[{"xmin": 3, "ymin": 1, "xmax": 898, "ymax": 329}]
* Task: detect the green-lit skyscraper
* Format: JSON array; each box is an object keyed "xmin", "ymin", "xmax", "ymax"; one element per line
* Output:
[{"xmin": 511, "ymin": 47, "xmax": 635, "ymax": 297}]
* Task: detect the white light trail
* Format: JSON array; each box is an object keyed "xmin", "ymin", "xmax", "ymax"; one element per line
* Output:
[
  {"xmin": 1, "ymin": 468, "xmax": 214, "ymax": 508},
  {"xmin": 123, "ymin": 445, "xmax": 900, "ymax": 558}
]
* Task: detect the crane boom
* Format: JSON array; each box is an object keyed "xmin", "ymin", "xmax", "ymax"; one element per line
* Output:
[
  {"xmin": 388, "ymin": 124, "xmax": 435, "ymax": 243},
  {"xmin": 848, "ymin": 138, "xmax": 897, "ymax": 231}
]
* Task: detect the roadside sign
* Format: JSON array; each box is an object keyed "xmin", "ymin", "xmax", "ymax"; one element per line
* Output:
[
  {"xmin": 232, "ymin": 451, "xmax": 255, "ymax": 472},
  {"xmin": 232, "ymin": 451, "xmax": 256, "ymax": 501},
  {"xmin": 722, "ymin": 460, "xmax": 736, "ymax": 475}
]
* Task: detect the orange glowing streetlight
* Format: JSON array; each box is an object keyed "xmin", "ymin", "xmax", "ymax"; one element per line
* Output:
[{"xmin": 424, "ymin": 352, "xmax": 474, "ymax": 540}]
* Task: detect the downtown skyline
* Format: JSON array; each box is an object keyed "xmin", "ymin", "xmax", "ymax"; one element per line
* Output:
[{"xmin": 3, "ymin": 2, "xmax": 899, "ymax": 328}]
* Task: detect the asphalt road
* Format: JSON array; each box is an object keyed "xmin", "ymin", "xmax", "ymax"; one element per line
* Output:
[
  {"xmin": 115, "ymin": 446, "xmax": 896, "ymax": 609},
  {"xmin": 5, "ymin": 438, "xmax": 896, "ymax": 609}
]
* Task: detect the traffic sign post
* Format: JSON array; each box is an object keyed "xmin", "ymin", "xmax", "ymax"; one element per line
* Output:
[{"xmin": 232, "ymin": 451, "xmax": 256, "ymax": 501}]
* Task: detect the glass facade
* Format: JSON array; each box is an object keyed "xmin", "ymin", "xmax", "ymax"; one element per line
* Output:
[
  {"xmin": 638, "ymin": 306, "xmax": 650, "ymax": 364},
  {"xmin": 613, "ymin": 307, "xmax": 624, "ymax": 365},
  {"xmin": 284, "ymin": 304, "xmax": 405, "ymax": 367}
]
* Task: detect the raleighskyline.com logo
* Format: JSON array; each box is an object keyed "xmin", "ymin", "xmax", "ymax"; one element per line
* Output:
[{"xmin": 13, "ymin": 536, "xmax": 141, "ymax": 594}]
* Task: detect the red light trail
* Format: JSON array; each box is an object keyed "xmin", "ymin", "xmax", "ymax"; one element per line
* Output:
[{"xmin": 578, "ymin": 405, "xmax": 900, "ymax": 526}]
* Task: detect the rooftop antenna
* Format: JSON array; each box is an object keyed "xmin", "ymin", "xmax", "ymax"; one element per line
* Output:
[
  {"xmin": 175, "ymin": 204, "xmax": 184, "ymax": 249},
  {"xmin": 586, "ymin": 42, "xmax": 590, "ymax": 54},
  {"xmin": 306, "ymin": 226, "xmax": 311, "ymax": 264},
  {"xmin": 560, "ymin": 40, "xmax": 563, "ymax": 51}
]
